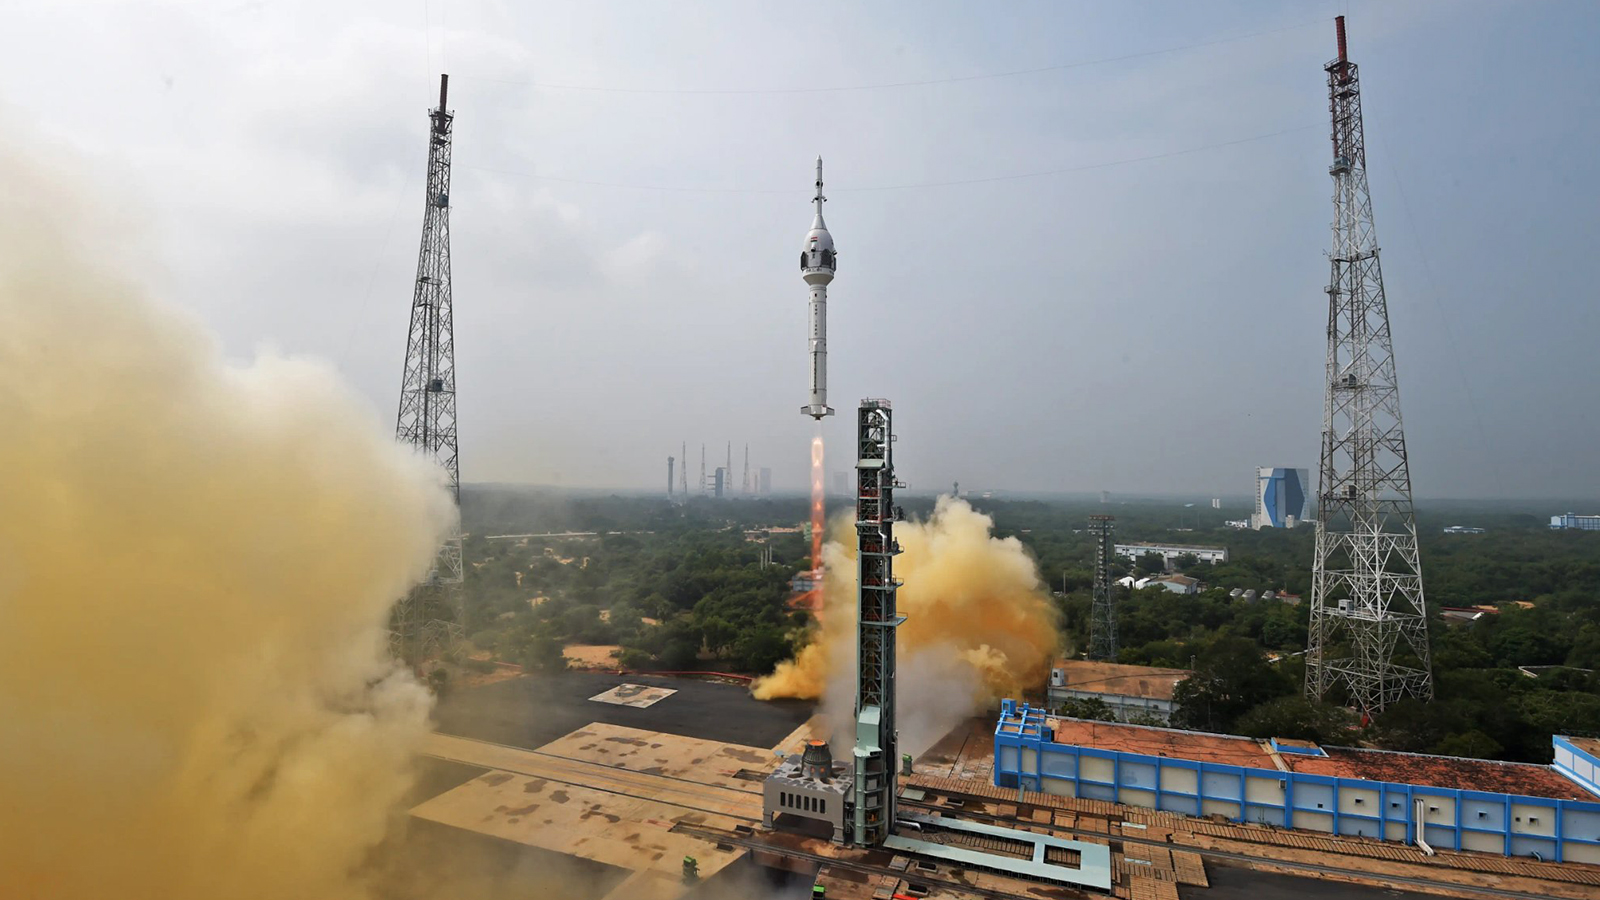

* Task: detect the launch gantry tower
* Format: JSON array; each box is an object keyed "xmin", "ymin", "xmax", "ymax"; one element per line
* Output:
[
  {"xmin": 392, "ymin": 74, "xmax": 464, "ymax": 664},
  {"xmin": 1305, "ymin": 18, "xmax": 1433, "ymax": 714},
  {"xmin": 1087, "ymin": 515, "xmax": 1117, "ymax": 661},
  {"xmin": 853, "ymin": 399, "xmax": 903, "ymax": 847}
]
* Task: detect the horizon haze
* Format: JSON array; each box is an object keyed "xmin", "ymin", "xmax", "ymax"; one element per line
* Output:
[{"xmin": 5, "ymin": 0, "xmax": 1596, "ymax": 499}]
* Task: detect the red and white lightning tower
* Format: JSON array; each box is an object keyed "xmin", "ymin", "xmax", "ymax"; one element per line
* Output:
[
  {"xmin": 393, "ymin": 74, "xmax": 464, "ymax": 663},
  {"xmin": 1305, "ymin": 18, "xmax": 1433, "ymax": 714}
]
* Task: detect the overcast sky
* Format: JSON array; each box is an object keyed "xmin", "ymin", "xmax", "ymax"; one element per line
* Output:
[{"xmin": 7, "ymin": 0, "xmax": 1597, "ymax": 499}]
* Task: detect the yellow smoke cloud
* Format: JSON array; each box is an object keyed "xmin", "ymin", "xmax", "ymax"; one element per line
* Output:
[
  {"xmin": 0, "ymin": 145, "xmax": 455, "ymax": 898},
  {"xmin": 754, "ymin": 496, "xmax": 1059, "ymax": 752}
]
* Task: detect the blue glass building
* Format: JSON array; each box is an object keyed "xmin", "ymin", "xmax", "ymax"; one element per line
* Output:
[{"xmin": 1253, "ymin": 467, "xmax": 1310, "ymax": 529}]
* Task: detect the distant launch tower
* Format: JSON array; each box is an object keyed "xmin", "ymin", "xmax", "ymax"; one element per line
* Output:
[
  {"xmin": 1088, "ymin": 515, "xmax": 1117, "ymax": 661},
  {"xmin": 801, "ymin": 159, "xmax": 836, "ymax": 420},
  {"xmin": 667, "ymin": 456, "xmax": 675, "ymax": 498},
  {"xmin": 1305, "ymin": 17, "xmax": 1433, "ymax": 714},
  {"xmin": 392, "ymin": 74, "xmax": 463, "ymax": 663},
  {"xmin": 853, "ymin": 398, "xmax": 902, "ymax": 846},
  {"xmin": 680, "ymin": 441, "xmax": 689, "ymax": 498}
]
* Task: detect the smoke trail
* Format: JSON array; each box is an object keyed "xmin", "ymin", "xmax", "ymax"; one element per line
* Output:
[
  {"xmin": 754, "ymin": 497, "xmax": 1059, "ymax": 754},
  {"xmin": 0, "ymin": 144, "xmax": 455, "ymax": 899}
]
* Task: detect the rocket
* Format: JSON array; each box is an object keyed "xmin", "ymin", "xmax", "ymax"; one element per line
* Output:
[{"xmin": 801, "ymin": 157, "xmax": 836, "ymax": 420}]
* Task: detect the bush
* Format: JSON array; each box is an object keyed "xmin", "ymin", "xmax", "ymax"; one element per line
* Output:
[
  {"xmin": 617, "ymin": 647, "xmax": 655, "ymax": 670},
  {"xmin": 661, "ymin": 639, "xmax": 699, "ymax": 670}
]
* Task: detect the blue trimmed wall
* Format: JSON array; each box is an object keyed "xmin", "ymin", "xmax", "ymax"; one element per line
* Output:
[
  {"xmin": 994, "ymin": 700, "xmax": 1600, "ymax": 864},
  {"xmin": 1554, "ymin": 737, "xmax": 1600, "ymax": 798}
]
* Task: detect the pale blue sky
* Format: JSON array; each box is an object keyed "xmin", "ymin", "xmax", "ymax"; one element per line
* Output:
[{"xmin": 5, "ymin": 0, "xmax": 1596, "ymax": 498}]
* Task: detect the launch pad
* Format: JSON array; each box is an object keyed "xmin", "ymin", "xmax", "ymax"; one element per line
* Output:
[{"xmin": 411, "ymin": 697, "xmax": 1600, "ymax": 900}]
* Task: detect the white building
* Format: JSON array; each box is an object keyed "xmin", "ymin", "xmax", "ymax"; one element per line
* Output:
[
  {"xmin": 1551, "ymin": 514, "xmax": 1600, "ymax": 531},
  {"xmin": 1047, "ymin": 660, "xmax": 1190, "ymax": 725},
  {"xmin": 1114, "ymin": 541, "xmax": 1228, "ymax": 567},
  {"xmin": 1122, "ymin": 575, "xmax": 1201, "ymax": 595},
  {"xmin": 1144, "ymin": 574, "xmax": 1200, "ymax": 596}
]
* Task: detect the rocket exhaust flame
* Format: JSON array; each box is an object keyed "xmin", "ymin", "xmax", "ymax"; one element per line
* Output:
[
  {"xmin": 811, "ymin": 432, "xmax": 826, "ymax": 574},
  {"xmin": 786, "ymin": 432, "xmax": 826, "ymax": 613}
]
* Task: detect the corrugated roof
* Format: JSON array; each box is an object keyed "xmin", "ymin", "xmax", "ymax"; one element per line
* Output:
[
  {"xmin": 1048, "ymin": 717, "xmax": 1275, "ymax": 769},
  {"xmin": 1037, "ymin": 717, "xmax": 1598, "ymax": 800},
  {"xmin": 1051, "ymin": 660, "xmax": 1190, "ymax": 702},
  {"xmin": 1286, "ymin": 746, "xmax": 1596, "ymax": 799}
]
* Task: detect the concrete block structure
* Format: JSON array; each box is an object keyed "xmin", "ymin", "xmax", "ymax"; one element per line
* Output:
[
  {"xmin": 764, "ymin": 740, "xmax": 850, "ymax": 842},
  {"xmin": 994, "ymin": 701, "xmax": 1600, "ymax": 864}
]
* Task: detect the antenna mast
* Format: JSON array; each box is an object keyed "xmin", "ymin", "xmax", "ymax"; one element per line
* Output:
[
  {"xmin": 1305, "ymin": 18, "xmax": 1433, "ymax": 714},
  {"xmin": 1088, "ymin": 515, "xmax": 1117, "ymax": 661},
  {"xmin": 392, "ymin": 74, "xmax": 464, "ymax": 664}
]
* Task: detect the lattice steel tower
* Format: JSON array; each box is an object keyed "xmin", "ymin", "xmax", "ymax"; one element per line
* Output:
[
  {"xmin": 392, "ymin": 74, "xmax": 463, "ymax": 664},
  {"xmin": 853, "ymin": 399, "xmax": 903, "ymax": 847},
  {"xmin": 1088, "ymin": 515, "xmax": 1117, "ymax": 661},
  {"xmin": 1305, "ymin": 18, "xmax": 1433, "ymax": 714}
]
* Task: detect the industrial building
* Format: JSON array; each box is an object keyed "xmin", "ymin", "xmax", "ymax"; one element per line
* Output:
[
  {"xmin": 995, "ymin": 701, "xmax": 1600, "ymax": 863},
  {"xmin": 1252, "ymin": 467, "xmax": 1310, "ymax": 529},
  {"xmin": 1047, "ymin": 660, "xmax": 1189, "ymax": 724},
  {"xmin": 1144, "ymin": 574, "xmax": 1201, "ymax": 595},
  {"xmin": 1114, "ymin": 541, "xmax": 1227, "ymax": 567},
  {"xmin": 1118, "ymin": 574, "xmax": 1204, "ymax": 595},
  {"xmin": 1550, "ymin": 513, "xmax": 1600, "ymax": 531}
]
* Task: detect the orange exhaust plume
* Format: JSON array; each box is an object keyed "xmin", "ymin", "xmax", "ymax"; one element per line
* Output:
[{"xmin": 755, "ymin": 496, "xmax": 1060, "ymax": 753}]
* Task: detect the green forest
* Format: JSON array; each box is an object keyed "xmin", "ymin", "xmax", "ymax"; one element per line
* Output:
[{"xmin": 454, "ymin": 487, "xmax": 1600, "ymax": 764}]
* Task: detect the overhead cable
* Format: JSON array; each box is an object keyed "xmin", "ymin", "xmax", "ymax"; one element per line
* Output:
[
  {"xmin": 454, "ymin": 19, "xmax": 1322, "ymax": 96},
  {"xmin": 456, "ymin": 123, "xmax": 1321, "ymax": 195}
]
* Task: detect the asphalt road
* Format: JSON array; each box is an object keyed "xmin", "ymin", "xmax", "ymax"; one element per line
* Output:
[{"xmin": 433, "ymin": 671, "xmax": 814, "ymax": 751}]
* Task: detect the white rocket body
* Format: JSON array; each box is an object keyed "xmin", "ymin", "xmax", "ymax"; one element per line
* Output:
[{"xmin": 801, "ymin": 158, "xmax": 836, "ymax": 420}]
